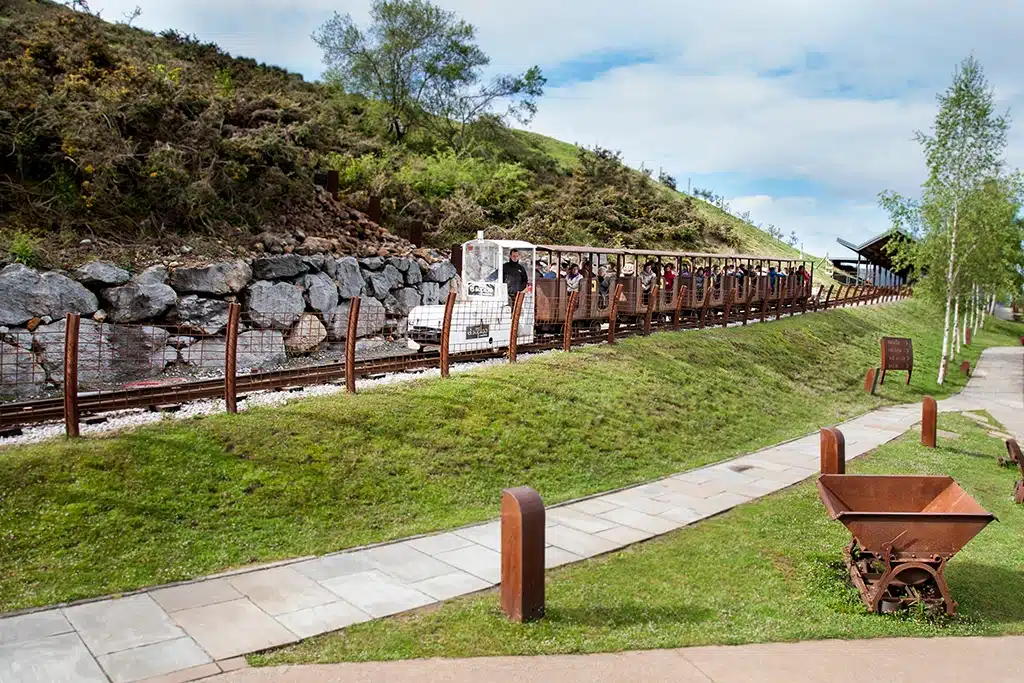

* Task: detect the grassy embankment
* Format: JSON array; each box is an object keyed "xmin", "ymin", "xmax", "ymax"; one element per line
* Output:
[
  {"xmin": 256, "ymin": 412, "xmax": 1024, "ymax": 664},
  {"xmin": 0, "ymin": 300, "xmax": 1020, "ymax": 612}
]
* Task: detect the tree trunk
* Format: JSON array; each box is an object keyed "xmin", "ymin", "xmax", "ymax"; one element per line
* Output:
[
  {"xmin": 937, "ymin": 211, "xmax": 958, "ymax": 386},
  {"xmin": 952, "ymin": 296, "xmax": 961, "ymax": 357}
]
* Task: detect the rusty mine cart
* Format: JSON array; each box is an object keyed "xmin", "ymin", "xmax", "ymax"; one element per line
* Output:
[{"xmin": 817, "ymin": 475, "xmax": 995, "ymax": 616}]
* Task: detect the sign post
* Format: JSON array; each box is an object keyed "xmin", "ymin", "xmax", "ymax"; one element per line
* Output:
[{"xmin": 880, "ymin": 337, "xmax": 913, "ymax": 385}]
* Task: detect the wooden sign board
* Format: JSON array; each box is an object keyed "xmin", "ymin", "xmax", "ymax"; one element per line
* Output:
[{"xmin": 880, "ymin": 337, "xmax": 913, "ymax": 385}]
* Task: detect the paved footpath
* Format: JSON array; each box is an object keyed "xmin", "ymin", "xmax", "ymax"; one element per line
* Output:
[{"xmin": 2, "ymin": 342, "xmax": 1021, "ymax": 683}]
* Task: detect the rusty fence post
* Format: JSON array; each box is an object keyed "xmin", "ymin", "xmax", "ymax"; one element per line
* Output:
[
  {"xmin": 608, "ymin": 283, "xmax": 623, "ymax": 345},
  {"xmin": 345, "ymin": 296, "xmax": 361, "ymax": 393},
  {"xmin": 224, "ymin": 303, "xmax": 241, "ymax": 413},
  {"xmin": 326, "ymin": 169, "xmax": 339, "ymax": 200},
  {"xmin": 700, "ymin": 284, "xmax": 713, "ymax": 329},
  {"xmin": 673, "ymin": 285, "xmax": 687, "ymax": 330},
  {"xmin": 742, "ymin": 282, "xmax": 755, "ymax": 325},
  {"xmin": 864, "ymin": 367, "xmax": 879, "ymax": 394},
  {"xmin": 820, "ymin": 427, "xmax": 846, "ymax": 474},
  {"xmin": 63, "ymin": 312, "xmax": 80, "ymax": 439},
  {"xmin": 960, "ymin": 360, "xmax": 970, "ymax": 376},
  {"xmin": 776, "ymin": 282, "xmax": 787, "ymax": 320},
  {"xmin": 644, "ymin": 286, "xmax": 658, "ymax": 335},
  {"xmin": 500, "ymin": 486, "xmax": 545, "ymax": 623},
  {"xmin": 508, "ymin": 290, "xmax": 526, "ymax": 363},
  {"xmin": 563, "ymin": 291, "xmax": 579, "ymax": 352},
  {"xmin": 440, "ymin": 290, "xmax": 457, "ymax": 377},
  {"xmin": 722, "ymin": 287, "xmax": 735, "ymax": 327},
  {"xmin": 922, "ymin": 396, "xmax": 937, "ymax": 448}
]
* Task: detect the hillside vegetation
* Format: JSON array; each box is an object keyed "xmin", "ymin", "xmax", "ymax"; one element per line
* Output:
[
  {"xmin": 0, "ymin": 0, "xmax": 802, "ymax": 271},
  {"xmin": 0, "ymin": 300, "xmax": 1020, "ymax": 612}
]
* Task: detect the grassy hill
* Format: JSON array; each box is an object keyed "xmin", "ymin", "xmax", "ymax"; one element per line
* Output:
[{"xmin": 1, "ymin": 0, "xmax": 808, "ymax": 270}]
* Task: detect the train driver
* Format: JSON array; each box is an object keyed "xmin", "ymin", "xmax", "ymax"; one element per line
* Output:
[{"xmin": 503, "ymin": 248, "xmax": 530, "ymax": 307}]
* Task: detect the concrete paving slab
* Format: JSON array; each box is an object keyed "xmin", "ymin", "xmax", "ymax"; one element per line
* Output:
[
  {"xmin": 432, "ymin": 544, "xmax": 501, "ymax": 584},
  {"xmin": 320, "ymin": 571, "xmax": 435, "ymax": 618},
  {"xmin": 275, "ymin": 601, "xmax": 372, "ymax": 640},
  {"xmin": 692, "ymin": 492, "xmax": 754, "ymax": 516},
  {"xmin": 291, "ymin": 552, "xmax": 376, "ymax": 583},
  {"xmin": 599, "ymin": 506, "xmax": 681, "ymax": 534},
  {"xmin": 452, "ymin": 521, "xmax": 502, "ymax": 552},
  {"xmin": 547, "ymin": 507, "xmax": 619, "ymax": 534},
  {"xmin": 546, "ymin": 525, "xmax": 621, "ymax": 557},
  {"xmin": 171, "ymin": 598, "xmax": 297, "ymax": 660},
  {"xmin": 595, "ymin": 525, "xmax": 655, "ymax": 546},
  {"xmin": 405, "ymin": 532, "xmax": 475, "ymax": 556},
  {"xmin": 362, "ymin": 542, "xmax": 458, "ymax": 583},
  {"xmin": 0, "ymin": 632, "xmax": 109, "ymax": 683},
  {"xmin": 659, "ymin": 506, "xmax": 703, "ymax": 525},
  {"xmin": 136, "ymin": 662, "xmax": 221, "ymax": 683},
  {"xmin": 545, "ymin": 546, "xmax": 584, "ymax": 568},
  {"xmin": 150, "ymin": 578, "xmax": 243, "ymax": 613},
  {"xmin": 0, "ymin": 609, "xmax": 73, "ymax": 645},
  {"xmin": 565, "ymin": 498, "xmax": 621, "ymax": 516},
  {"xmin": 599, "ymin": 492, "xmax": 675, "ymax": 515},
  {"xmin": 97, "ymin": 636, "xmax": 211, "ymax": 683},
  {"xmin": 228, "ymin": 567, "xmax": 337, "ymax": 617},
  {"xmin": 410, "ymin": 571, "xmax": 493, "ymax": 601},
  {"xmin": 64, "ymin": 594, "xmax": 184, "ymax": 657}
]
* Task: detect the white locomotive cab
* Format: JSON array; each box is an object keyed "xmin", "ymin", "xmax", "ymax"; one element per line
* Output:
[{"xmin": 408, "ymin": 233, "xmax": 535, "ymax": 353}]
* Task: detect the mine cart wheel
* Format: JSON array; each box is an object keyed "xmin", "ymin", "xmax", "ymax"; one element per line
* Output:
[{"xmin": 869, "ymin": 562, "xmax": 956, "ymax": 616}]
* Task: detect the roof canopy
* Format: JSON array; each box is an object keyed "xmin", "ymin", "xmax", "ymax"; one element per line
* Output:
[{"xmin": 835, "ymin": 228, "xmax": 914, "ymax": 275}]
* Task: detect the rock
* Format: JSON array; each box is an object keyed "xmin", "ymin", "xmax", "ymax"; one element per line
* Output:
[
  {"xmin": 93, "ymin": 309, "xmax": 107, "ymax": 323},
  {"xmin": 79, "ymin": 238, "xmax": 92, "ymax": 246},
  {"xmin": 173, "ymin": 295, "xmax": 231, "ymax": 335},
  {"xmin": 388, "ymin": 257, "xmax": 411, "ymax": 273},
  {"xmin": 363, "ymin": 271, "xmax": 391, "ymax": 300},
  {"xmin": 297, "ymin": 236, "xmax": 336, "ymax": 255},
  {"xmin": 404, "ymin": 263, "xmax": 423, "ymax": 286},
  {"xmin": 168, "ymin": 336, "xmax": 198, "ymax": 349},
  {"xmin": 246, "ymin": 280, "xmax": 305, "ymax": 329},
  {"xmin": 360, "ymin": 257, "xmax": 385, "ymax": 271},
  {"xmin": 382, "ymin": 264, "xmax": 404, "ymax": 290},
  {"xmin": 385, "ymin": 288, "xmax": 421, "ymax": 316},
  {"xmin": 0, "ymin": 264, "xmax": 100, "ymax": 326},
  {"xmin": 285, "ymin": 313, "xmax": 328, "ymax": 354},
  {"xmin": 327, "ymin": 298, "xmax": 386, "ymax": 341},
  {"xmin": 439, "ymin": 281, "xmax": 451, "ymax": 302},
  {"xmin": 36, "ymin": 319, "xmax": 172, "ymax": 389},
  {"xmin": 73, "ymin": 261, "xmax": 130, "ymax": 287},
  {"xmin": 418, "ymin": 282, "xmax": 441, "ymax": 305},
  {"xmin": 0, "ymin": 341, "xmax": 46, "ymax": 398},
  {"xmin": 335, "ymin": 257, "xmax": 364, "ymax": 299},
  {"xmin": 136, "ymin": 265, "xmax": 168, "ymax": 285},
  {"xmin": 26, "ymin": 318, "xmax": 42, "ymax": 332},
  {"xmin": 252, "ymin": 254, "xmax": 308, "ymax": 280},
  {"xmin": 186, "ymin": 330, "xmax": 286, "ymax": 371},
  {"xmin": 426, "ymin": 261, "xmax": 457, "ymax": 283},
  {"xmin": 323, "ymin": 254, "xmax": 338, "ymax": 279},
  {"xmin": 169, "ymin": 260, "xmax": 251, "ymax": 295},
  {"xmin": 103, "ymin": 280, "xmax": 177, "ymax": 323},
  {"xmin": 303, "ymin": 273, "xmax": 339, "ymax": 315},
  {"xmin": 40, "ymin": 315, "xmax": 52, "ymax": 324},
  {"xmin": 301, "ymin": 255, "xmax": 326, "ymax": 273}
]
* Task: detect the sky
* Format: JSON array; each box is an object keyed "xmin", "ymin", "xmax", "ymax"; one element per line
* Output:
[{"xmin": 91, "ymin": 0, "xmax": 1024, "ymax": 258}]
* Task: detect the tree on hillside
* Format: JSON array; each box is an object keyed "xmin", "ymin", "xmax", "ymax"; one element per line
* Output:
[
  {"xmin": 881, "ymin": 56, "xmax": 1016, "ymax": 384},
  {"xmin": 313, "ymin": 0, "xmax": 544, "ymax": 148}
]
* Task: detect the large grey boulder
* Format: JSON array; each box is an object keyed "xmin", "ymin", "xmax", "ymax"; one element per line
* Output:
[
  {"xmin": 103, "ymin": 280, "xmax": 177, "ymax": 323},
  {"xmin": 246, "ymin": 281, "xmax": 305, "ymax": 329},
  {"xmin": 185, "ymin": 330, "xmax": 286, "ymax": 371},
  {"xmin": 0, "ymin": 264, "xmax": 99, "ymax": 326},
  {"xmin": 136, "ymin": 265, "xmax": 169, "ymax": 285},
  {"xmin": 285, "ymin": 313, "xmax": 328, "ymax": 355},
  {"xmin": 362, "ymin": 271, "xmax": 391, "ymax": 300},
  {"xmin": 382, "ymin": 264, "xmax": 404, "ymax": 290},
  {"xmin": 170, "ymin": 260, "xmax": 251, "ymax": 295},
  {"xmin": 384, "ymin": 288, "xmax": 421, "ymax": 317},
  {"xmin": 301, "ymin": 255, "xmax": 326, "ymax": 274},
  {"xmin": 35, "ymin": 319, "xmax": 172, "ymax": 388},
  {"xmin": 419, "ymin": 282, "xmax": 441, "ymax": 306},
  {"xmin": 426, "ymin": 261, "xmax": 457, "ymax": 283},
  {"xmin": 335, "ymin": 257, "xmax": 364, "ymax": 299},
  {"xmin": 322, "ymin": 254, "xmax": 338, "ymax": 279},
  {"xmin": 404, "ymin": 263, "xmax": 423, "ymax": 286},
  {"xmin": 73, "ymin": 261, "xmax": 130, "ymax": 287},
  {"xmin": 303, "ymin": 273, "xmax": 339, "ymax": 315},
  {"xmin": 388, "ymin": 257, "xmax": 412, "ymax": 273},
  {"xmin": 172, "ymin": 295, "xmax": 230, "ymax": 335},
  {"xmin": 252, "ymin": 254, "xmax": 308, "ymax": 280},
  {"xmin": 327, "ymin": 297, "xmax": 386, "ymax": 341},
  {"xmin": 360, "ymin": 257, "xmax": 385, "ymax": 271},
  {"xmin": 0, "ymin": 341, "xmax": 46, "ymax": 398}
]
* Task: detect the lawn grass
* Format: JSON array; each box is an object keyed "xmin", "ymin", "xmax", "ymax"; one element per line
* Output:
[
  {"xmin": 0, "ymin": 301, "xmax": 1020, "ymax": 612},
  {"xmin": 253, "ymin": 412, "xmax": 1024, "ymax": 665}
]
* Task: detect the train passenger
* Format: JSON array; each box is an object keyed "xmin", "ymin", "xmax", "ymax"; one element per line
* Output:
[
  {"xmin": 581, "ymin": 259, "xmax": 595, "ymax": 278},
  {"xmin": 663, "ymin": 263, "xmax": 676, "ymax": 292},
  {"xmin": 544, "ymin": 263, "xmax": 558, "ymax": 279},
  {"xmin": 639, "ymin": 262, "xmax": 656, "ymax": 306},
  {"xmin": 798, "ymin": 265, "xmax": 810, "ymax": 284},
  {"xmin": 768, "ymin": 266, "xmax": 779, "ymax": 291},
  {"xmin": 597, "ymin": 265, "xmax": 612, "ymax": 308},
  {"xmin": 503, "ymin": 248, "xmax": 529, "ymax": 306},
  {"xmin": 566, "ymin": 263, "xmax": 584, "ymax": 294},
  {"xmin": 680, "ymin": 261, "xmax": 691, "ymax": 278}
]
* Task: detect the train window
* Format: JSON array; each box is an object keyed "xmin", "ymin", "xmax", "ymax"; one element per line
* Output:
[{"xmin": 464, "ymin": 241, "xmax": 501, "ymax": 283}]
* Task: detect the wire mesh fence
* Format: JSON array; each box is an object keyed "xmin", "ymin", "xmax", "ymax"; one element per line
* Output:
[{"xmin": 0, "ymin": 282, "xmax": 911, "ymax": 436}]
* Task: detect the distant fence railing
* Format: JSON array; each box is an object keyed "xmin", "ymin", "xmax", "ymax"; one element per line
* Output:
[{"xmin": 0, "ymin": 284, "xmax": 910, "ymax": 437}]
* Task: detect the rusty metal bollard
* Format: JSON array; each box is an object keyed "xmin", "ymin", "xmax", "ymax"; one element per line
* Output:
[
  {"xmin": 922, "ymin": 396, "xmax": 937, "ymax": 448},
  {"xmin": 960, "ymin": 361, "xmax": 970, "ymax": 376},
  {"xmin": 864, "ymin": 368, "xmax": 879, "ymax": 395},
  {"xmin": 820, "ymin": 427, "xmax": 846, "ymax": 475},
  {"xmin": 500, "ymin": 487, "xmax": 545, "ymax": 623}
]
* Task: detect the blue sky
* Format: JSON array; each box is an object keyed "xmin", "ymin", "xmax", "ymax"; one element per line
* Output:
[{"xmin": 93, "ymin": 0, "xmax": 1024, "ymax": 258}]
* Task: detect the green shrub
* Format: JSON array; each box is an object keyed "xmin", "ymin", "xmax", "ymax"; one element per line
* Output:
[
  {"xmin": 396, "ymin": 151, "xmax": 531, "ymax": 218},
  {"xmin": 6, "ymin": 231, "xmax": 42, "ymax": 268}
]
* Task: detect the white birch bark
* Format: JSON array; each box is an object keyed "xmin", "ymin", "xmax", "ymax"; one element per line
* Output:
[
  {"xmin": 937, "ymin": 206, "xmax": 959, "ymax": 386},
  {"xmin": 952, "ymin": 296, "xmax": 961, "ymax": 357}
]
